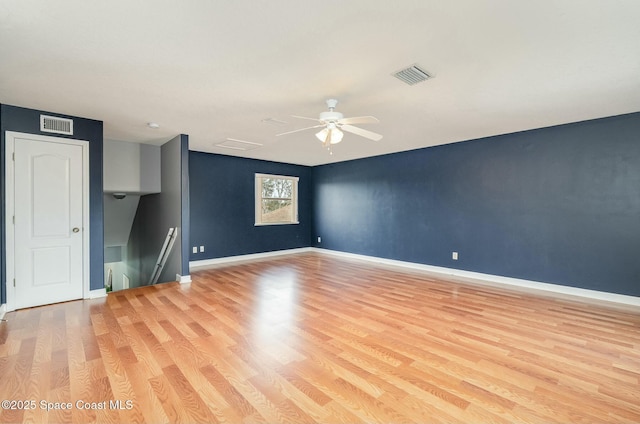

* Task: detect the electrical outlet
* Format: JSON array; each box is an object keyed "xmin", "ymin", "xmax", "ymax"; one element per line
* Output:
[
  {"xmin": 200, "ymin": 245, "xmax": 205, "ymax": 252},
  {"xmin": 452, "ymin": 251, "xmax": 458, "ymax": 260},
  {"xmin": 192, "ymin": 246, "xmax": 197, "ymax": 254},
  {"xmin": 317, "ymin": 236, "xmax": 321, "ymax": 243}
]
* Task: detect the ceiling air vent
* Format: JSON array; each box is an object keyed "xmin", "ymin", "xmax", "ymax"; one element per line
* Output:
[
  {"xmin": 215, "ymin": 138, "xmax": 263, "ymax": 151},
  {"xmin": 392, "ymin": 64, "xmax": 432, "ymax": 86},
  {"xmin": 40, "ymin": 115, "xmax": 74, "ymax": 135}
]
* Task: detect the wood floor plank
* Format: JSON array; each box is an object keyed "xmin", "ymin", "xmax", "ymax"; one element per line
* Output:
[
  {"xmin": 1, "ymin": 252, "xmax": 639, "ymax": 423},
  {"xmin": 148, "ymin": 373, "xmax": 192, "ymax": 423}
]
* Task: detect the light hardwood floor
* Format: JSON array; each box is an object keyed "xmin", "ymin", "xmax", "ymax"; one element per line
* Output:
[{"xmin": 1, "ymin": 252, "xmax": 639, "ymax": 423}]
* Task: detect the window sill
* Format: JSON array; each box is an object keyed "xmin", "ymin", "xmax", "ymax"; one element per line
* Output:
[{"xmin": 255, "ymin": 221, "xmax": 300, "ymax": 226}]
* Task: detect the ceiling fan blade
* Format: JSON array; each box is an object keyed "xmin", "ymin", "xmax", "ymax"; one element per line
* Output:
[
  {"xmin": 276, "ymin": 124, "xmax": 324, "ymax": 137},
  {"xmin": 341, "ymin": 124, "xmax": 383, "ymax": 141},
  {"xmin": 291, "ymin": 115, "xmax": 321, "ymax": 122},
  {"xmin": 338, "ymin": 116, "xmax": 379, "ymax": 125}
]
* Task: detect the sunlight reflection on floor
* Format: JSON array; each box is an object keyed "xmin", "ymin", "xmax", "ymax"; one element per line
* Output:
[
  {"xmin": 254, "ymin": 267, "xmax": 299, "ymax": 335},
  {"xmin": 251, "ymin": 267, "xmax": 307, "ymax": 364}
]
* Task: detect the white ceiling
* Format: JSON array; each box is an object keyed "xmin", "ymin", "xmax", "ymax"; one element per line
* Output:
[{"xmin": 1, "ymin": 1, "xmax": 639, "ymax": 166}]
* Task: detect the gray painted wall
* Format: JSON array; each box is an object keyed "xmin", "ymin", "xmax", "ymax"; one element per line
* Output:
[
  {"xmin": 125, "ymin": 135, "xmax": 185, "ymax": 286},
  {"xmin": 158, "ymin": 136, "xmax": 183, "ymax": 283},
  {"xmin": 103, "ymin": 194, "xmax": 140, "ymax": 247},
  {"xmin": 103, "ymin": 140, "xmax": 162, "ymax": 290}
]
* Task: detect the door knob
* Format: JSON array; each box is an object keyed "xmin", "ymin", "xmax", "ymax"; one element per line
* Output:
[{"xmin": 73, "ymin": 227, "xmax": 80, "ymax": 233}]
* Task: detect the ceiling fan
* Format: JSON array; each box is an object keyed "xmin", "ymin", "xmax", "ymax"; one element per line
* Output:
[{"xmin": 276, "ymin": 99, "xmax": 382, "ymax": 152}]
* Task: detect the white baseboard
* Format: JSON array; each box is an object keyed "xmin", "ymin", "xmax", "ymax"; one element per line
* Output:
[
  {"xmin": 89, "ymin": 288, "xmax": 107, "ymax": 299},
  {"xmin": 0, "ymin": 303, "xmax": 6, "ymax": 320},
  {"xmin": 314, "ymin": 248, "xmax": 640, "ymax": 307},
  {"xmin": 187, "ymin": 246, "xmax": 639, "ymax": 307},
  {"xmin": 189, "ymin": 247, "xmax": 314, "ymax": 271},
  {"xmin": 177, "ymin": 274, "xmax": 192, "ymax": 284}
]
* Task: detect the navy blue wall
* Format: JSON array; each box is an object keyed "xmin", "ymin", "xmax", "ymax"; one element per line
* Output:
[
  {"xmin": 189, "ymin": 152, "xmax": 312, "ymax": 259},
  {"xmin": 313, "ymin": 113, "xmax": 640, "ymax": 297},
  {"xmin": 1, "ymin": 104, "xmax": 104, "ymax": 304}
]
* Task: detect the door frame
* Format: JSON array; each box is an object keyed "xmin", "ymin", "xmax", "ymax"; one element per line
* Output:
[{"xmin": 5, "ymin": 131, "xmax": 90, "ymax": 312}]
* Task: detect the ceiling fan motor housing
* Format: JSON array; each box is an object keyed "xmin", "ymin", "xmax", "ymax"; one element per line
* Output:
[{"xmin": 319, "ymin": 111, "xmax": 344, "ymax": 123}]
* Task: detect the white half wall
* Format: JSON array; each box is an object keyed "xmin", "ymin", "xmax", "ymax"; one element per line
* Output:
[{"xmin": 103, "ymin": 139, "xmax": 161, "ymax": 194}]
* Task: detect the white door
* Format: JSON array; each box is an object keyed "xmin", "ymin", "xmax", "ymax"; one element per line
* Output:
[{"xmin": 8, "ymin": 133, "xmax": 87, "ymax": 309}]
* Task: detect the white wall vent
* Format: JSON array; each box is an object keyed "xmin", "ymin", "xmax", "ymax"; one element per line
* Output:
[
  {"xmin": 40, "ymin": 115, "xmax": 74, "ymax": 135},
  {"xmin": 392, "ymin": 64, "xmax": 432, "ymax": 86}
]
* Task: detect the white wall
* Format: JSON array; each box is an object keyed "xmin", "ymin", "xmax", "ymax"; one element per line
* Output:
[
  {"xmin": 103, "ymin": 140, "xmax": 161, "ymax": 194},
  {"xmin": 104, "ymin": 256, "xmax": 130, "ymax": 291}
]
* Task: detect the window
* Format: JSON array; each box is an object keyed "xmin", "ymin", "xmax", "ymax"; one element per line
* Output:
[{"xmin": 255, "ymin": 173, "xmax": 299, "ymax": 225}]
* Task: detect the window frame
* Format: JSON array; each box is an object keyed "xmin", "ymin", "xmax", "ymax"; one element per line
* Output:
[{"xmin": 254, "ymin": 173, "xmax": 299, "ymax": 226}]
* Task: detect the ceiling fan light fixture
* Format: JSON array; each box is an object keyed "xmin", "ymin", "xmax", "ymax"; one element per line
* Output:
[
  {"xmin": 332, "ymin": 129, "xmax": 344, "ymax": 144},
  {"xmin": 315, "ymin": 128, "xmax": 343, "ymax": 144}
]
